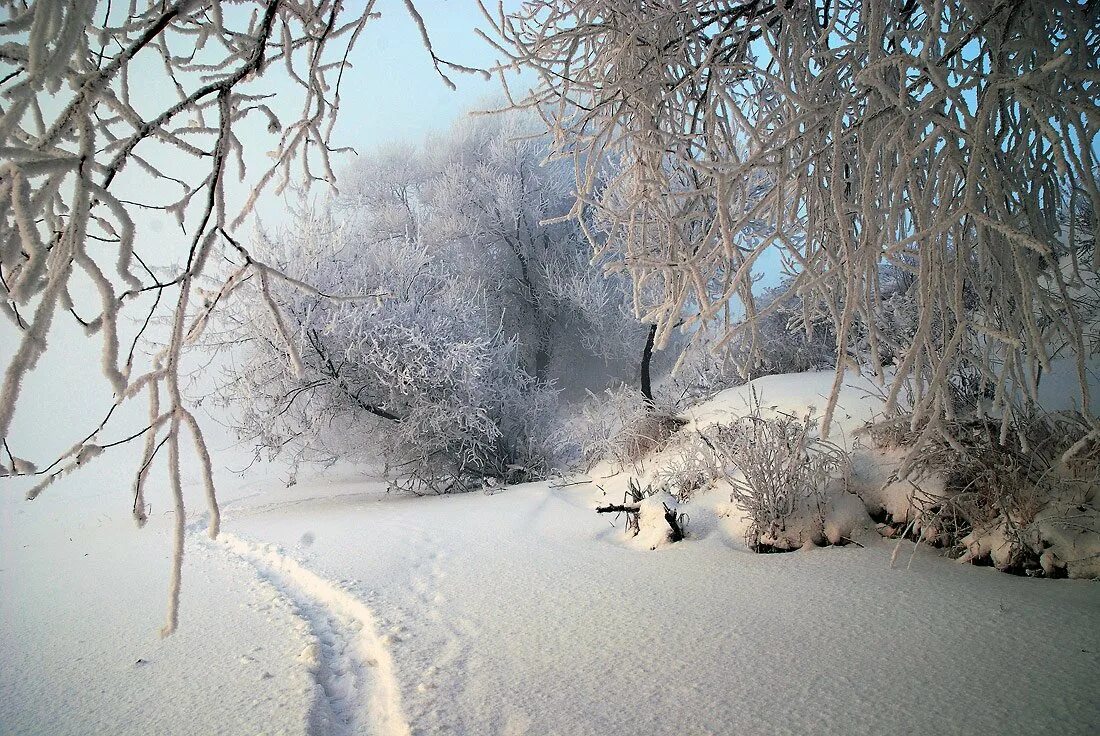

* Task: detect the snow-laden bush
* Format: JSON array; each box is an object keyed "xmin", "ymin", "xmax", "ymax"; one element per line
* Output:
[
  {"xmin": 565, "ymin": 386, "xmax": 684, "ymax": 471},
  {"xmin": 699, "ymin": 396, "xmax": 850, "ymax": 551},
  {"xmin": 649, "ymin": 434, "xmax": 722, "ymax": 503},
  {"xmin": 864, "ymin": 409, "xmax": 1100, "ymax": 577}
]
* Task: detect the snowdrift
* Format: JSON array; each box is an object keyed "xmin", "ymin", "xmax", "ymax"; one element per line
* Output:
[{"xmin": 587, "ymin": 369, "xmax": 1100, "ymax": 579}]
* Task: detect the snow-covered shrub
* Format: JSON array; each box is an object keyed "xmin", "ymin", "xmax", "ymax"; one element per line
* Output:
[
  {"xmin": 567, "ymin": 386, "xmax": 684, "ymax": 471},
  {"xmin": 650, "ymin": 435, "xmax": 722, "ymax": 503},
  {"xmin": 864, "ymin": 410, "xmax": 1100, "ymax": 577},
  {"xmin": 701, "ymin": 396, "xmax": 850, "ymax": 551}
]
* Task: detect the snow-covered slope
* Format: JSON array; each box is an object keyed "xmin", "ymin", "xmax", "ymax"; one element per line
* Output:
[
  {"xmin": 3, "ymin": 421, "xmax": 1100, "ymax": 735},
  {"xmin": 0, "ymin": 463, "xmax": 316, "ymax": 735},
  {"xmin": 222, "ymin": 479, "xmax": 1100, "ymax": 736},
  {"xmin": 2, "ymin": 367, "xmax": 1098, "ymax": 734},
  {"xmin": 677, "ymin": 369, "xmax": 888, "ymax": 439}
]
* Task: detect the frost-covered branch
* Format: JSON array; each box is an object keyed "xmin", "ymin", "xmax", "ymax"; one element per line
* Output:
[
  {"xmin": 0, "ymin": 0, "xmax": 460, "ymax": 634},
  {"xmin": 486, "ymin": 0, "xmax": 1099, "ymax": 441},
  {"xmin": 211, "ymin": 113, "xmax": 650, "ymax": 493}
]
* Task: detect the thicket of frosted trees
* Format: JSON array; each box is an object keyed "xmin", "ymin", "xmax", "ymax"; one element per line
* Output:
[{"xmin": 211, "ymin": 114, "xmax": 645, "ymax": 493}]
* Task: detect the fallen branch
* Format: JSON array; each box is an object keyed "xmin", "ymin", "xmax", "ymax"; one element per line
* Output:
[
  {"xmin": 663, "ymin": 503, "xmax": 686, "ymax": 543},
  {"xmin": 596, "ymin": 501, "xmax": 686, "ymax": 543},
  {"xmin": 596, "ymin": 503, "xmax": 640, "ymax": 514}
]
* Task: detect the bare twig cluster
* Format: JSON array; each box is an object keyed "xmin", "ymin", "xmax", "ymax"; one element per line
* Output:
[
  {"xmin": 865, "ymin": 408, "xmax": 1099, "ymax": 574},
  {"xmin": 698, "ymin": 392, "xmax": 849, "ymax": 549},
  {"xmin": 571, "ymin": 386, "xmax": 686, "ymax": 471}
]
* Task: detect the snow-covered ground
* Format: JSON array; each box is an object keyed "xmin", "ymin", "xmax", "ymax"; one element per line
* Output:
[{"xmin": 3, "ymin": 374, "xmax": 1100, "ymax": 735}]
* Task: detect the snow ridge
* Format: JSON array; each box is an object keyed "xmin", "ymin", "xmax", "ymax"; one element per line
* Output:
[{"xmin": 217, "ymin": 533, "xmax": 411, "ymax": 736}]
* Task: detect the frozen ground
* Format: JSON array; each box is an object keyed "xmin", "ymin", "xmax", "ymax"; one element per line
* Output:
[{"xmin": 3, "ymin": 375, "xmax": 1100, "ymax": 735}]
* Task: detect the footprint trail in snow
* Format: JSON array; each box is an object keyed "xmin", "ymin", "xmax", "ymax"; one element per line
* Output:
[{"xmin": 214, "ymin": 532, "xmax": 411, "ymax": 736}]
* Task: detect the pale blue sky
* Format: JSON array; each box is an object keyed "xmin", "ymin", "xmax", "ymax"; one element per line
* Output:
[
  {"xmin": 239, "ymin": 0, "xmax": 531, "ymax": 227},
  {"xmin": 326, "ymin": 1, "xmax": 526, "ymax": 150}
]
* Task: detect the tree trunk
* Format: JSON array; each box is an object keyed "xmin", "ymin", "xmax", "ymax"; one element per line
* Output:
[
  {"xmin": 640, "ymin": 323, "xmax": 657, "ymax": 406},
  {"xmin": 534, "ymin": 326, "xmax": 552, "ymax": 381}
]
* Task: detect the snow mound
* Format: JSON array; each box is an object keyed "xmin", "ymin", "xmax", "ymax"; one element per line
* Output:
[
  {"xmin": 680, "ymin": 369, "xmax": 886, "ymax": 440},
  {"xmin": 823, "ymin": 492, "xmax": 874, "ymax": 546},
  {"xmin": 590, "ymin": 371, "xmax": 885, "ymax": 551},
  {"xmin": 850, "ymin": 447, "xmax": 948, "ymax": 533},
  {"xmin": 1032, "ymin": 502, "xmax": 1100, "ymax": 579},
  {"xmin": 960, "ymin": 500, "xmax": 1100, "ymax": 579}
]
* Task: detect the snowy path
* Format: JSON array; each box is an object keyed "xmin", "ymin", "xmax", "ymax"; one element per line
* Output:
[
  {"xmin": 214, "ymin": 532, "xmax": 411, "ymax": 736},
  {"xmin": 227, "ymin": 481, "xmax": 1100, "ymax": 736}
]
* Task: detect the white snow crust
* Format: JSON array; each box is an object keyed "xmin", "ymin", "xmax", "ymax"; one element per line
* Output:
[{"xmin": 3, "ymin": 369, "xmax": 1099, "ymax": 735}]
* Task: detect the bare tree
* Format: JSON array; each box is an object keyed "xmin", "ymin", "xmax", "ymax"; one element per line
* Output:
[
  {"xmin": 0, "ymin": 0, "xmax": 477, "ymax": 634},
  {"xmin": 483, "ymin": 0, "xmax": 1099, "ymax": 449}
]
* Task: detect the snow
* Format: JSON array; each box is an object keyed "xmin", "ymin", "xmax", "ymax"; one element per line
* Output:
[
  {"xmin": 2, "ymin": 445, "xmax": 1098, "ymax": 735},
  {"xmin": 217, "ymin": 532, "xmax": 410, "ymax": 736},
  {"xmin": 2, "ymin": 370, "xmax": 1099, "ymax": 735},
  {"xmin": 850, "ymin": 446, "xmax": 945, "ymax": 528},
  {"xmin": 0, "ymin": 470, "xmax": 315, "ymax": 735},
  {"xmin": 822, "ymin": 491, "xmax": 873, "ymax": 546},
  {"xmin": 633, "ymin": 490, "xmax": 680, "ymax": 550},
  {"xmin": 211, "ymin": 479, "xmax": 1100, "ymax": 735},
  {"xmin": 677, "ymin": 369, "xmax": 888, "ymax": 440}
]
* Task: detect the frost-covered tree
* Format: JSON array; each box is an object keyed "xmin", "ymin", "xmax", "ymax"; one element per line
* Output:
[
  {"xmin": 213, "ymin": 208, "xmax": 557, "ymax": 495},
  {"xmin": 485, "ymin": 0, "xmax": 1100, "ymax": 448},
  {"xmin": 213, "ymin": 112, "xmax": 647, "ymax": 493},
  {"xmin": 0, "ymin": 0, "xmax": 479, "ymax": 634},
  {"xmin": 338, "ymin": 112, "xmax": 647, "ymax": 386}
]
